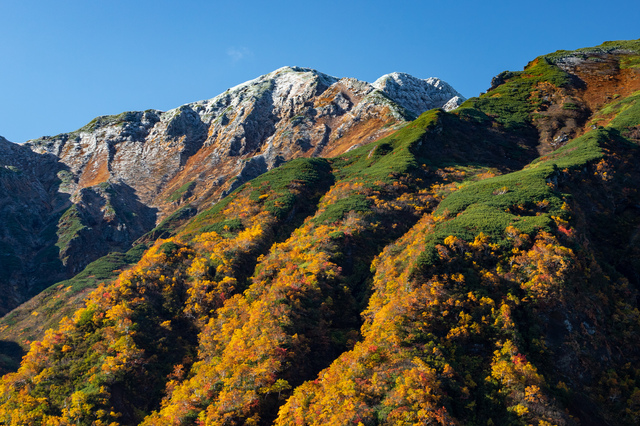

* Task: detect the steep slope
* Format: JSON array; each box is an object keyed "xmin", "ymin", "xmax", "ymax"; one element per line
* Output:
[
  {"xmin": 275, "ymin": 40, "xmax": 640, "ymax": 426},
  {"xmin": 0, "ymin": 137, "xmax": 70, "ymax": 315},
  {"xmin": 0, "ymin": 68, "xmax": 463, "ymax": 318},
  {"xmin": 1, "ymin": 39, "xmax": 639, "ymax": 426}
]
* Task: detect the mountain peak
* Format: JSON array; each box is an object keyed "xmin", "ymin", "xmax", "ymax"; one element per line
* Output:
[
  {"xmin": 214, "ymin": 66, "xmax": 338, "ymax": 100},
  {"xmin": 372, "ymin": 72, "xmax": 465, "ymax": 115}
]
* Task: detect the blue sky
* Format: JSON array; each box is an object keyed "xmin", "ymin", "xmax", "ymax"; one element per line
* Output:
[{"xmin": 1, "ymin": 0, "xmax": 639, "ymax": 143}]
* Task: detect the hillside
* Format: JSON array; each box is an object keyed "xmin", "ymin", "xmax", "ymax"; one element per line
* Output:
[{"xmin": 1, "ymin": 39, "xmax": 640, "ymax": 425}]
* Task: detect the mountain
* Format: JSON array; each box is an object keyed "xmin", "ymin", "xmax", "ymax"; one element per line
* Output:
[
  {"xmin": 1, "ymin": 39, "xmax": 640, "ymax": 425},
  {"xmin": 0, "ymin": 67, "xmax": 464, "ymax": 319}
]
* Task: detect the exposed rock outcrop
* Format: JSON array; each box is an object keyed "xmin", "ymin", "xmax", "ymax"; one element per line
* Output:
[
  {"xmin": 372, "ymin": 72, "xmax": 465, "ymax": 116},
  {"xmin": 0, "ymin": 137, "xmax": 69, "ymax": 314},
  {"xmin": 26, "ymin": 66, "xmax": 463, "ymax": 218}
]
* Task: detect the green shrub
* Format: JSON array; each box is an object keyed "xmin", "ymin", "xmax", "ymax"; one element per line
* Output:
[{"xmin": 167, "ymin": 181, "xmax": 195, "ymax": 202}]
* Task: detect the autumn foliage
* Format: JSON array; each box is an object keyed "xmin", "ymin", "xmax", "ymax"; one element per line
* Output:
[{"xmin": 2, "ymin": 41, "xmax": 640, "ymax": 426}]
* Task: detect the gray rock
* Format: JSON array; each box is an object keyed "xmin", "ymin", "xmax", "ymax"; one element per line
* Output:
[{"xmin": 372, "ymin": 72, "xmax": 466, "ymax": 116}]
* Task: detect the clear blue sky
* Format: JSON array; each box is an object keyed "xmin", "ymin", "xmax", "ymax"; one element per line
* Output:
[{"xmin": 1, "ymin": 0, "xmax": 638, "ymax": 143}]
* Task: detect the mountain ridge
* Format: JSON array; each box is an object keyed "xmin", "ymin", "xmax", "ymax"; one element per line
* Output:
[{"xmin": 0, "ymin": 67, "xmax": 463, "ymax": 318}]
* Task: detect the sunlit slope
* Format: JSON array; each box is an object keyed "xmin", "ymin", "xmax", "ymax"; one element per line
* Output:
[{"xmin": 276, "ymin": 41, "xmax": 640, "ymax": 426}]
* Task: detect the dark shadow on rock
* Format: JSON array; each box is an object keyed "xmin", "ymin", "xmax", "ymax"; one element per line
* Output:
[
  {"xmin": 59, "ymin": 181, "xmax": 158, "ymax": 278},
  {"xmin": 165, "ymin": 105, "xmax": 208, "ymax": 166},
  {"xmin": 0, "ymin": 138, "xmax": 71, "ymax": 315}
]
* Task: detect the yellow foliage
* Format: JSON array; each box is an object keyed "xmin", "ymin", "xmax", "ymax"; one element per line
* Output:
[{"xmin": 512, "ymin": 403, "xmax": 529, "ymax": 416}]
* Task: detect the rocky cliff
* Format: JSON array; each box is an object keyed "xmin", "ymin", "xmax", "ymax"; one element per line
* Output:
[
  {"xmin": 0, "ymin": 137, "xmax": 68, "ymax": 313},
  {"xmin": 26, "ymin": 67, "xmax": 464, "ymax": 211}
]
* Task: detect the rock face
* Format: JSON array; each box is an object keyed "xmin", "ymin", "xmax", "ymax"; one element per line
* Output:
[
  {"xmin": 0, "ymin": 67, "xmax": 463, "ymax": 314},
  {"xmin": 528, "ymin": 49, "xmax": 640, "ymax": 154},
  {"xmin": 0, "ymin": 137, "xmax": 69, "ymax": 314},
  {"xmin": 26, "ymin": 67, "xmax": 464, "ymax": 212},
  {"xmin": 372, "ymin": 72, "xmax": 465, "ymax": 115}
]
